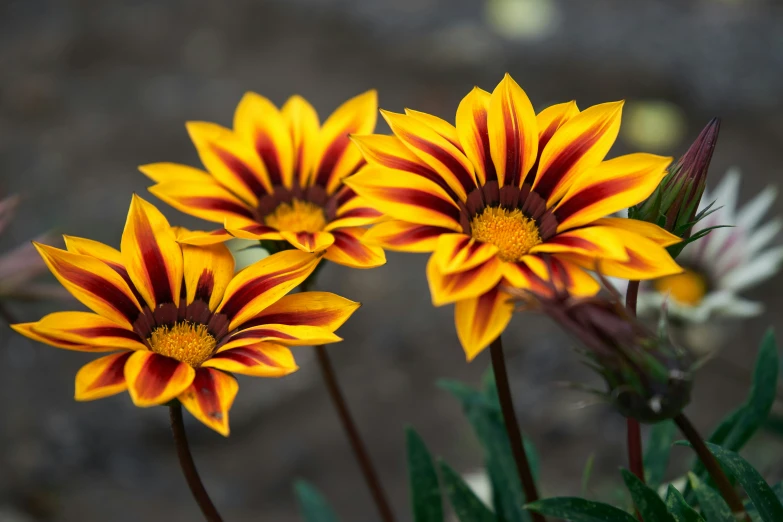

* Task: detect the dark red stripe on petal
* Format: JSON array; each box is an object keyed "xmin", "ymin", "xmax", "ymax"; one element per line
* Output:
[
  {"xmin": 54, "ymin": 260, "xmax": 140, "ymax": 323},
  {"xmin": 313, "ymin": 134, "xmax": 352, "ymax": 188},
  {"xmin": 231, "ymin": 328, "xmax": 298, "ymax": 341},
  {"xmin": 71, "ymin": 326, "xmax": 142, "ymax": 342},
  {"xmin": 503, "ymin": 99, "xmax": 523, "ymax": 186},
  {"xmin": 336, "ymin": 207, "xmax": 383, "ymax": 220},
  {"xmin": 215, "ymin": 347, "xmax": 279, "ymax": 367},
  {"xmin": 449, "ymin": 263, "xmax": 490, "ymax": 293},
  {"xmin": 297, "ymin": 232, "xmax": 313, "ymax": 250},
  {"xmin": 192, "ymin": 368, "xmax": 223, "ymax": 422},
  {"xmin": 180, "ymin": 197, "xmax": 256, "ymax": 220},
  {"xmin": 133, "ymin": 209, "xmax": 174, "ymax": 305},
  {"xmin": 195, "ymin": 269, "xmax": 215, "ymax": 303},
  {"xmin": 553, "ymin": 176, "xmax": 635, "ymax": 223},
  {"xmin": 474, "ymin": 106, "xmax": 497, "ymax": 183},
  {"xmin": 213, "ymin": 146, "xmax": 267, "ymax": 197},
  {"xmin": 243, "ymin": 310, "xmax": 341, "ymax": 329},
  {"xmin": 473, "ymin": 286, "xmax": 500, "ymax": 339},
  {"xmin": 403, "ymin": 132, "xmax": 476, "ymax": 194},
  {"xmin": 255, "ymin": 131, "xmax": 283, "ymax": 187},
  {"xmin": 384, "ymin": 225, "xmax": 448, "ymax": 247},
  {"xmin": 383, "ymin": 187, "xmax": 461, "ymax": 223},
  {"xmin": 135, "ymin": 354, "xmax": 180, "ymax": 401},
  {"xmin": 534, "ymin": 131, "xmax": 603, "ymax": 200},
  {"xmin": 545, "ymin": 235, "xmax": 600, "ymax": 252},
  {"xmin": 331, "ymin": 231, "xmax": 373, "ymax": 263},
  {"xmin": 88, "ymin": 352, "xmax": 132, "ymax": 392}
]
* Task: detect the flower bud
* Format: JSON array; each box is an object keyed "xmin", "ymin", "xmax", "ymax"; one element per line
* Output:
[
  {"xmin": 630, "ymin": 118, "xmax": 721, "ymax": 258},
  {"xmin": 512, "ymin": 287, "xmax": 693, "ymax": 422}
]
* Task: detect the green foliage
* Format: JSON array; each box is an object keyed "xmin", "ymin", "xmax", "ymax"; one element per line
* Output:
[
  {"xmin": 293, "ymin": 481, "xmax": 340, "ymax": 522},
  {"xmin": 439, "ymin": 461, "xmax": 497, "ymax": 522},
  {"xmin": 525, "ymin": 497, "xmax": 638, "ymax": 521},
  {"xmin": 665, "ymin": 485, "xmax": 705, "ymax": 522},
  {"xmin": 644, "ymin": 420, "xmax": 677, "ymax": 489},
  {"xmin": 688, "ymin": 473, "xmax": 735, "ymax": 522},
  {"xmin": 621, "ymin": 469, "xmax": 675, "ymax": 522},
  {"xmin": 406, "ymin": 428, "xmax": 443, "ymax": 522}
]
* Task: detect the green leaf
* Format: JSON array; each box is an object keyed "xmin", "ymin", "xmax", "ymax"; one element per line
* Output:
[
  {"xmin": 525, "ymin": 497, "xmax": 638, "ymax": 522},
  {"xmin": 665, "ymin": 485, "xmax": 705, "ymax": 522},
  {"xmin": 703, "ymin": 443, "xmax": 783, "ymax": 521},
  {"xmin": 688, "ymin": 473, "xmax": 734, "ymax": 522},
  {"xmin": 686, "ymin": 330, "xmax": 778, "ymax": 500},
  {"xmin": 441, "ymin": 374, "xmax": 535, "ymax": 522},
  {"xmin": 293, "ymin": 481, "xmax": 340, "ymax": 522},
  {"xmin": 644, "ymin": 420, "xmax": 677, "ymax": 489},
  {"xmin": 406, "ymin": 428, "xmax": 444, "ymax": 522},
  {"xmin": 621, "ymin": 469, "xmax": 675, "ymax": 522},
  {"xmin": 581, "ymin": 454, "xmax": 595, "ymax": 496},
  {"xmin": 439, "ymin": 461, "xmax": 497, "ymax": 522}
]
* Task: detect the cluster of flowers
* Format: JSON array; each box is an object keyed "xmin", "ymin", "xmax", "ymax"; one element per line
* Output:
[{"xmin": 4, "ymin": 74, "xmax": 781, "ymax": 522}]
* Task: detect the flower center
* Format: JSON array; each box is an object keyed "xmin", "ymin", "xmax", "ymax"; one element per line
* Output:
[
  {"xmin": 264, "ymin": 199, "xmax": 326, "ymax": 233},
  {"xmin": 148, "ymin": 321, "xmax": 217, "ymax": 367},
  {"xmin": 470, "ymin": 206, "xmax": 542, "ymax": 262},
  {"xmin": 653, "ymin": 269, "xmax": 707, "ymax": 306}
]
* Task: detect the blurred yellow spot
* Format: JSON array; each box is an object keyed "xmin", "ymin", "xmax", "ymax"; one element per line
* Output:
[
  {"xmin": 471, "ymin": 206, "xmax": 541, "ymax": 262},
  {"xmin": 654, "ymin": 269, "xmax": 707, "ymax": 306},
  {"xmin": 485, "ymin": 0, "xmax": 559, "ymax": 40},
  {"xmin": 149, "ymin": 322, "xmax": 216, "ymax": 367},
  {"xmin": 623, "ymin": 100, "xmax": 686, "ymax": 151},
  {"xmin": 265, "ymin": 199, "xmax": 326, "ymax": 232}
]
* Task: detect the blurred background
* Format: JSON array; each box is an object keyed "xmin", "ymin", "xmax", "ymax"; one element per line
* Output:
[{"xmin": 2, "ymin": 0, "xmax": 783, "ymax": 520}]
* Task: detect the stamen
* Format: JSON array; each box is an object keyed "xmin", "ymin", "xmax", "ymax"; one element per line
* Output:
[
  {"xmin": 148, "ymin": 322, "xmax": 217, "ymax": 367},
  {"xmin": 471, "ymin": 206, "xmax": 542, "ymax": 262},
  {"xmin": 264, "ymin": 199, "xmax": 327, "ymax": 233}
]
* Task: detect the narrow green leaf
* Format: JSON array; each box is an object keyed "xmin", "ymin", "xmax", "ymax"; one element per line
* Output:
[
  {"xmin": 525, "ymin": 497, "xmax": 637, "ymax": 522},
  {"xmin": 665, "ymin": 485, "xmax": 705, "ymax": 522},
  {"xmin": 439, "ymin": 461, "xmax": 497, "ymax": 522},
  {"xmin": 688, "ymin": 473, "xmax": 734, "ymax": 522},
  {"xmin": 293, "ymin": 481, "xmax": 340, "ymax": 522},
  {"xmin": 406, "ymin": 428, "xmax": 444, "ymax": 522},
  {"xmin": 703, "ymin": 442, "xmax": 783, "ymax": 521},
  {"xmin": 621, "ymin": 468, "xmax": 675, "ymax": 522},
  {"xmin": 581, "ymin": 454, "xmax": 595, "ymax": 496},
  {"xmin": 645, "ymin": 420, "xmax": 677, "ymax": 488}
]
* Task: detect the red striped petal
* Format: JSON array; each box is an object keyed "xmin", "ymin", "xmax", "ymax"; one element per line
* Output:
[
  {"xmin": 456, "ymin": 87, "xmax": 497, "ymax": 185},
  {"xmin": 362, "ymin": 220, "xmax": 451, "ymax": 253},
  {"xmin": 432, "ymin": 233, "xmax": 499, "ymax": 275},
  {"xmin": 202, "ymin": 342, "xmax": 298, "ymax": 377},
  {"xmin": 125, "ymin": 351, "xmax": 196, "ymax": 407},
  {"xmin": 323, "ymin": 227, "xmax": 386, "ymax": 269},
  {"xmin": 240, "ymin": 291, "xmax": 360, "ymax": 332},
  {"xmin": 454, "ymin": 287, "xmax": 514, "ymax": 361},
  {"xmin": 75, "ymin": 351, "xmax": 133, "ymax": 401},
  {"xmin": 178, "ymin": 368, "xmax": 238, "ymax": 436}
]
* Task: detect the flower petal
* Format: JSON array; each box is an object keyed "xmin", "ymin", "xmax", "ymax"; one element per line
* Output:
[
  {"xmin": 186, "ymin": 121, "xmax": 270, "ymax": 204},
  {"xmin": 178, "ymin": 368, "xmax": 238, "ymax": 437},
  {"xmin": 182, "ymin": 243, "xmax": 235, "ymax": 310},
  {"xmin": 487, "ymin": 73, "xmax": 539, "ymax": 187},
  {"xmin": 139, "ymin": 163, "xmax": 214, "ymax": 184},
  {"xmin": 432, "ymin": 233, "xmax": 499, "ymax": 275},
  {"xmin": 381, "ymin": 110, "xmax": 476, "ymax": 201},
  {"xmin": 63, "ymin": 235, "xmax": 142, "ymax": 301},
  {"xmin": 234, "ymin": 92, "xmax": 294, "ymax": 189},
  {"xmin": 216, "ymin": 249, "xmax": 319, "ymax": 330},
  {"xmin": 512, "ymin": 255, "xmax": 600, "ymax": 297},
  {"xmin": 427, "ymin": 254, "xmax": 503, "ymax": 306},
  {"xmin": 175, "ymin": 228, "xmax": 236, "ymax": 246},
  {"xmin": 221, "ymin": 323, "xmax": 342, "ymax": 350},
  {"xmin": 454, "ymin": 287, "xmax": 514, "ymax": 361},
  {"xmin": 312, "ymin": 90, "xmax": 377, "ymax": 193},
  {"xmin": 592, "ymin": 217, "xmax": 681, "ymax": 247},
  {"xmin": 325, "ymin": 190, "xmax": 384, "ymax": 231},
  {"xmin": 532, "ymin": 100, "xmax": 624, "ymax": 204},
  {"xmin": 241, "ymin": 291, "xmax": 360, "ymax": 332},
  {"xmin": 279, "ymin": 231, "xmax": 335, "ymax": 253},
  {"xmin": 362, "ymin": 220, "xmax": 452, "ymax": 253},
  {"xmin": 282, "ymin": 95, "xmax": 321, "ymax": 187},
  {"xmin": 536, "ymin": 101, "xmax": 579, "ymax": 158},
  {"xmin": 323, "ymin": 227, "xmax": 386, "ymax": 269},
  {"xmin": 202, "ymin": 342, "xmax": 298, "ymax": 377},
  {"xmin": 456, "ymin": 86, "xmax": 497, "ymax": 185},
  {"xmin": 121, "ymin": 195, "xmax": 183, "ymax": 310},
  {"xmin": 148, "ymin": 180, "xmax": 258, "ymax": 225},
  {"xmin": 345, "ymin": 165, "xmax": 464, "ymax": 231},
  {"xmin": 529, "ymin": 226, "xmax": 630, "ymax": 261},
  {"xmin": 32, "ymin": 311, "xmax": 145, "ymax": 351},
  {"xmin": 224, "ymin": 220, "xmax": 284, "ymax": 241},
  {"xmin": 554, "ymin": 153, "xmax": 671, "ymax": 231},
  {"xmin": 33, "ymin": 243, "xmax": 142, "ymax": 328},
  {"xmin": 124, "ymin": 351, "xmax": 196, "ymax": 407},
  {"xmin": 75, "ymin": 352, "xmax": 133, "ymax": 401},
  {"xmin": 11, "ymin": 322, "xmax": 110, "ymax": 352},
  {"xmin": 404, "ymin": 108, "xmax": 461, "ymax": 148}
]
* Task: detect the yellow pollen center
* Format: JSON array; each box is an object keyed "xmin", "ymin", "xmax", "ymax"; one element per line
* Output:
[
  {"xmin": 470, "ymin": 206, "xmax": 542, "ymax": 262},
  {"xmin": 653, "ymin": 269, "xmax": 708, "ymax": 306},
  {"xmin": 148, "ymin": 322, "xmax": 217, "ymax": 367},
  {"xmin": 264, "ymin": 199, "xmax": 327, "ymax": 233}
]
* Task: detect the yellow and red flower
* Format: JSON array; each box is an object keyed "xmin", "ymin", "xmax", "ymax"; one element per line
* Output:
[
  {"xmin": 346, "ymin": 74, "xmax": 682, "ymax": 359},
  {"xmin": 12, "ymin": 195, "xmax": 360, "ymax": 436},
  {"xmin": 140, "ymin": 91, "xmax": 385, "ymax": 268}
]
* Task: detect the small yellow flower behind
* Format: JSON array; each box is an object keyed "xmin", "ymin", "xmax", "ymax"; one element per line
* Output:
[{"xmin": 654, "ymin": 269, "xmax": 708, "ymax": 306}]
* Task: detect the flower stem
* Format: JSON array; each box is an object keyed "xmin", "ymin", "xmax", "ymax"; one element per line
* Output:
[
  {"xmin": 314, "ymin": 344, "xmax": 396, "ymax": 522},
  {"xmin": 674, "ymin": 414, "xmax": 750, "ymax": 521},
  {"xmin": 169, "ymin": 402, "xmax": 223, "ymax": 522},
  {"xmin": 624, "ymin": 280, "xmax": 646, "ymax": 490},
  {"xmin": 489, "ymin": 336, "xmax": 545, "ymax": 522}
]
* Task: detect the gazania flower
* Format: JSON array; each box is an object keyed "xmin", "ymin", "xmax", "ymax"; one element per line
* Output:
[
  {"xmin": 346, "ymin": 74, "xmax": 682, "ymax": 359},
  {"xmin": 637, "ymin": 169, "xmax": 783, "ymax": 321},
  {"xmin": 11, "ymin": 195, "xmax": 360, "ymax": 436},
  {"xmin": 140, "ymin": 91, "xmax": 385, "ymax": 268}
]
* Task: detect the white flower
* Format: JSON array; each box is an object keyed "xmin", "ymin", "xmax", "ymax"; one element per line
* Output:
[{"xmin": 636, "ymin": 168, "xmax": 783, "ymax": 322}]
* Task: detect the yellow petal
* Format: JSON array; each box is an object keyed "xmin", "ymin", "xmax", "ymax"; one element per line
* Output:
[
  {"xmin": 456, "ymin": 86, "xmax": 497, "ymax": 185},
  {"xmin": 148, "ymin": 180, "xmax": 258, "ymax": 225},
  {"xmin": 362, "ymin": 220, "xmax": 450, "ymax": 253},
  {"xmin": 139, "ymin": 163, "xmax": 214, "ymax": 184},
  {"xmin": 427, "ymin": 254, "xmax": 503, "ymax": 306},
  {"xmin": 178, "ymin": 368, "xmax": 239, "ymax": 437},
  {"xmin": 202, "ymin": 342, "xmax": 298, "ymax": 377},
  {"xmin": 432, "ymin": 233, "xmax": 499, "ymax": 275},
  {"xmin": 32, "ymin": 311, "xmax": 145, "ymax": 351},
  {"xmin": 75, "ymin": 352, "xmax": 133, "ymax": 401},
  {"xmin": 279, "ymin": 231, "xmax": 335, "ymax": 253},
  {"xmin": 124, "ymin": 351, "xmax": 196, "ymax": 407},
  {"xmin": 404, "ymin": 108, "xmax": 461, "ymax": 148},
  {"xmin": 220, "ymin": 323, "xmax": 342, "ymax": 350},
  {"xmin": 592, "ymin": 217, "xmax": 681, "ymax": 247},
  {"xmin": 282, "ymin": 95, "xmax": 321, "ymax": 187},
  {"xmin": 323, "ymin": 227, "xmax": 386, "ymax": 269},
  {"xmin": 455, "ymin": 287, "xmax": 514, "ymax": 361},
  {"xmin": 182, "ymin": 243, "xmax": 235, "ymax": 310},
  {"xmin": 247, "ymin": 291, "xmax": 360, "ymax": 332}
]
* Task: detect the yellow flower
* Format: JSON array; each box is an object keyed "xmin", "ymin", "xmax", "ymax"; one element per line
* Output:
[
  {"xmin": 140, "ymin": 91, "xmax": 386, "ymax": 269},
  {"xmin": 12, "ymin": 195, "xmax": 360, "ymax": 436},
  {"xmin": 346, "ymin": 74, "xmax": 683, "ymax": 360}
]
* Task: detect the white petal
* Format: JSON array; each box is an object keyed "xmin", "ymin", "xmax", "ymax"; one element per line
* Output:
[
  {"xmin": 720, "ymin": 246, "xmax": 783, "ymax": 291},
  {"xmin": 736, "ymin": 185, "xmax": 777, "ymax": 231},
  {"xmin": 746, "ymin": 218, "xmax": 782, "ymax": 257}
]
